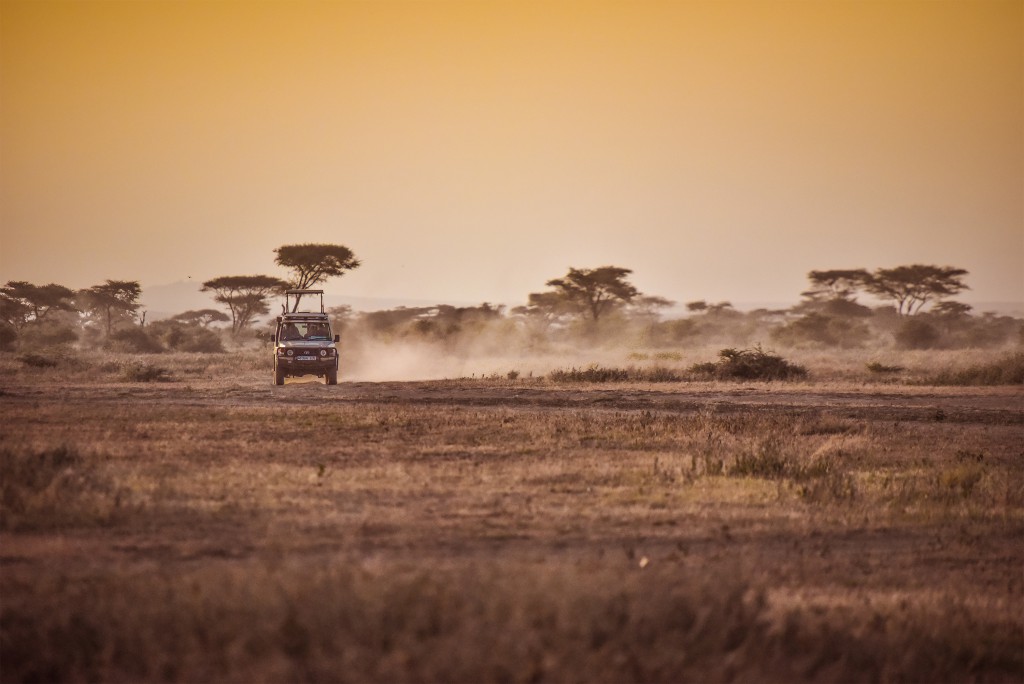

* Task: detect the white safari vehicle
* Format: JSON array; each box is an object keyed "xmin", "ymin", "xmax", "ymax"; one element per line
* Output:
[{"xmin": 271, "ymin": 289, "xmax": 340, "ymax": 385}]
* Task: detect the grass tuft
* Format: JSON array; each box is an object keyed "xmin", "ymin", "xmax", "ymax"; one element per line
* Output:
[
  {"xmin": 120, "ymin": 361, "xmax": 173, "ymax": 382},
  {"xmin": 866, "ymin": 361, "xmax": 904, "ymax": 374},
  {"xmin": 0, "ymin": 446, "xmax": 128, "ymax": 531},
  {"xmin": 18, "ymin": 353, "xmax": 59, "ymax": 368},
  {"xmin": 547, "ymin": 364, "xmax": 684, "ymax": 383},
  {"xmin": 927, "ymin": 352, "xmax": 1024, "ymax": 386}
]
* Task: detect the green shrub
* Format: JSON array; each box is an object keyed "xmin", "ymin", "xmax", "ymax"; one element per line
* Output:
[{"xmin": 690, "ymin": 347, "xmax": 807, "ymax": 381}]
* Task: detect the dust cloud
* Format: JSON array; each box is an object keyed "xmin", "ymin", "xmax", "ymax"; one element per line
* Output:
[{"xmin": 329, "ymin": 301, "xmax": 1022, "ymax": 382}]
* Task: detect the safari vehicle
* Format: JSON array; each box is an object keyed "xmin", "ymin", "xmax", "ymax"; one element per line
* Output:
[{"xmin": 271, "ymin": 289, "xmax": 340, "ymax": 385}]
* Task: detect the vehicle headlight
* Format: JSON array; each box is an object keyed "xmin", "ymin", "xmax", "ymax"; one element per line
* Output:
[
  {"xmin": 320, "ymin": 349, "xmax": 327, "ymax": 357},
  {"xmin": 286, "ymin": 349, "xmax": 294, "ymax": 357},
  {"xmin": 277, "ymin": 348, "xmax": 287, "ymax": 356}
]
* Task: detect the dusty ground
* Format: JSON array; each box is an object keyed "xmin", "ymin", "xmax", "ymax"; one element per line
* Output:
[{"xmin": 1, "ymin": 371, "xmax": 1022, "ymax": 682}]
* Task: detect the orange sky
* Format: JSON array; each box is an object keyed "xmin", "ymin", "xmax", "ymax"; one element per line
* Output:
[{"xmin": 1, "ymin": 0, "xmax": 1021, "ymax": 308}]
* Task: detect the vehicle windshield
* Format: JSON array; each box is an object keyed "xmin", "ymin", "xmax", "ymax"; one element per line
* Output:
[{"xmin": 280, "ymin": 321, "xmax": 331, "ymax": 341}]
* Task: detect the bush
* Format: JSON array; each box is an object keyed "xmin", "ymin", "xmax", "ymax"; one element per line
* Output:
[
  {"xmin": 18, "ymin": 353, "xmax": 58, "ymax": 369},
  {"xmin": 927, "ymin": 352, "xmax": 1024, "ymax": 386},
  {"xmin": 175, "ymin": 328, "xmax": 224, "ymax": 353},
  {"xmin": 866, "ymin": 361, "xmax": 904, "ymax": 374},
  {"xmin": 770, "ymin": 313, "xmax": 871, "ymax": 348},
  {"xmin": 105, "ymin": 327, "xmax": 163, "ymax": 354},
  {"xmin": 690, "ymin": 347, "xmax": 807, "ymax": 381},
  {"xmin": 17, "ymin": 322, "xmax": 79, "ymax": 348},
  {"xmin": 895, "ymin": 319, "xmax": 941, "ymax": 350},
  {"xmin": 0, "ymin": 323, "xmax": 18, "ymax": 351},
  {"xmin": 149, "ymin": 321, "xmax": 225, "ymax": 353}
]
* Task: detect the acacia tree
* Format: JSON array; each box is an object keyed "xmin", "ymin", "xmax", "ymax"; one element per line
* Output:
[
  {"xmin": 801, "ymin": 269, "xmax": 871, "ymax": 302},
  {"xmin": 864, "ymin": 265, "xmax": 969, "ymax": 316},
  {"xmin": 539, "ymin": 266, "xmax": 640, "ymax": 322},
  {"xmin": 170, "ymin": 309, "xmax": 231, "ymax": 327},
  {"xmin": 795, "ymin": 269, "xmax": 874, "ymax": 318},
  {"xmin": 201, "ymin": 276, "xmax": 287, "ymax": 334},
  {"xmin": 274, "ymin": 243, "xmax": 360, "ymax": 312},
  {"xmin": 628, "ymin": 295, "xmax": 675, "ymax": 319},
  {"xmin": 0, "ymin": 281, "xmax": 78, "ymax": 328},
  {"xmin": 79, "ymin": 280, "xmax": 142, "ymax": 335}
]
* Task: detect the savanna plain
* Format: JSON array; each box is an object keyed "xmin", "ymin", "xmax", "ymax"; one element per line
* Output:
[{"xmin": 2, "ymin": 347, "xmax": 1022, "ymax": 683}]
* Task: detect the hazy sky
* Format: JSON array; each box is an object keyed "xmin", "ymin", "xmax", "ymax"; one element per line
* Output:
[{"xmin": 2, "ymin": 0, "xmax": 1022, "ymax": 309}]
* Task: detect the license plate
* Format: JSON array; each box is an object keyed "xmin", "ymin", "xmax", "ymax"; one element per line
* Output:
[{"xmin": 296, "ymin": 356, "xmax": 316, "ymax": 361}]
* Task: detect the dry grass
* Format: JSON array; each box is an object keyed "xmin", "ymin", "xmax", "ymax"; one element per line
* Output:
[
  {"xmin": 1, "ymin": 348, "xmax": 1022, "ymax": 682},
  {"xmin": 2, "ymin": 344, "xmax": 1021, "ymax": 386}
]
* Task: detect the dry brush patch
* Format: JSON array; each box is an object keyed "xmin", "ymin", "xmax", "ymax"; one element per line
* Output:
[{"xmin": 0, "ymin": 376, "xmax": 1022, "ymax": 682}]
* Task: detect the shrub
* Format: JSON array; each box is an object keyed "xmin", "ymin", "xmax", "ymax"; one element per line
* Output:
[
  {"xmin": 690, "ymin": 347, "xmax": 807, "ymax": 381},
  {"xmin": 937, "ymin": 464, "xmax": 985, "ymax": 500},
  {"xmin": 866, "ymin": 361, "xmax": 904, "ymax": 374},
  {"xmin": 17, "ymin": 322, "xmax": 79, "ymax": 347},
  {"xmin": 18, "ymin": 353, "xmax": 58, "ymax": 368},
  {"xmin": 152, "ymin": 322, "xmax": 225, "ymax": 353},
  {"xmin": 895, "ymin": 319, "xmax": 941, "ymax": 350},
  {"xmin": 0, "ymin": 323, "xmax": 18, "ymax": 351},
  {"xmin": 105, "ymin": 327, "xmax": 163, "ymax": 354},
  {"xmin": 176, "ymin": 328, "xmax": 225, "ymax": 353},
  {"xmin": 731, "ymin": 441, "xmax": 790, "ymax": 479},
  {"xmin": 927, "ymin": 352, "xmax": 1024, "ymax": 386},
  {"xmin": 771, "ymin": 313, "xmax": 871, "ymax": 348}
]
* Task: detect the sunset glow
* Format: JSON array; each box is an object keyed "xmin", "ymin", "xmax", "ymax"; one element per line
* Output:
[{"xmin": 2, "ymin": 0, "xmax": 1021, "ymax": 308}]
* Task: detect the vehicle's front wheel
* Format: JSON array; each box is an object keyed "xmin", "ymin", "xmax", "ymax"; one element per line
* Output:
[
  {"xmin": 326, "ymin": 367, "xmax": 338, "ymax": 385},
  {"xmin": 274, "ymin": 364, "xmax": 286, "ymax": 385}
]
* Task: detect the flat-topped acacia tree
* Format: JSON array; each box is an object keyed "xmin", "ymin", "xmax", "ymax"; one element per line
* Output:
[
  {"xmin": 0, "ymin": 281, "xmax": 78, "ymax": 328},
  {"xmin": 79, "ymin": 280, "xmax": 142, "ymax": 335},
  {"xmin": 864, "ymin": 265, "xmax": 969, "ymax": 316},
  {"xmin": 274, "ymin": 244, "xmax": 361, "ymax": 312},
  {"xmin": 201, "ymin": 275, "xmax": 287, "ymax": 334},
  {"xmin": 170, "ymin": 309, "xmax": 231, "ymax": 328},
  {"xmin": 538, "ymin": 266, "xmax": 640, "ymax": 322}
]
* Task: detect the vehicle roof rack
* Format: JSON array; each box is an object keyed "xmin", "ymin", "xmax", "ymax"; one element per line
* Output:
[{"xmin": 283, "ymin": 289, "xmax": 325, "ymax": 314}]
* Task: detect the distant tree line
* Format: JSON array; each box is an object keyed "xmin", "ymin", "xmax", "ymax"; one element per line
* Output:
[{"xmin": 1, "ymin": 257, "xmax": 1019, "ymax": 354}]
